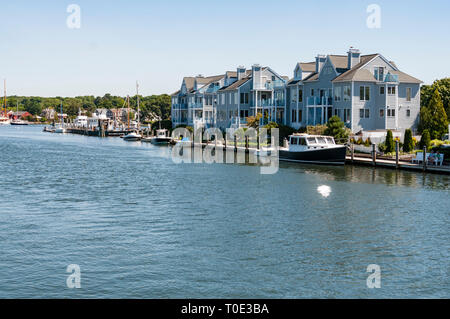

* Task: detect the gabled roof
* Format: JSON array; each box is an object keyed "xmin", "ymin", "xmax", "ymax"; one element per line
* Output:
[
  {"xmin": 303, "ymin": 73, "xmax": 319, "ymax": 82},
  {"xmin": 297, "ymin": 62, "xmax": 316, "ymax": 72},
  {"xmin": 219, "ymin": 76, "xmax": 251, "ymax": 91},
  {"xmin": 389, "ymin": 70, "xmax": 423, "ymax": 84},
  {"xmin": 331, "ymin": 54, "xmax": 422, "ymax": 83}
]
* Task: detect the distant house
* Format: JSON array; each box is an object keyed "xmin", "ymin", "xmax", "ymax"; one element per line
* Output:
[
  {"xmin": 41, "ymin": 108, "xmax": 56, "ymax": 119},
  {"xmin": 111, "ymin": 108, "xmax": 136, "ymax": 123},
  {"xmin": 10, "ymin": 111, "xmax": 32, "ymax": 120},
  {"xmin": 95, "ymin": 108, "xmax": 114, "ymax": 119}
]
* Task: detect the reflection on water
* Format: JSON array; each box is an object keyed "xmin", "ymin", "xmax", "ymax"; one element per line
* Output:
[{"xmin": 0, "ymin": 126, "xmax": 449, "ymax": 299}]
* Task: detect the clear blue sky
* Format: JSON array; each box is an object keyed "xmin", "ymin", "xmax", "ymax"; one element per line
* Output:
[{"xmin": 1, "ymin": 0, "xmax": 449, "ymax": 97}]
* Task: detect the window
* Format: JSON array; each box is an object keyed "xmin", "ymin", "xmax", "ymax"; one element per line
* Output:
[
  {"xmin": 299, "ymin": 89, "xmax": 303, "ymax": 103},
  {"xmin": 299, "ymin": 138, "xmax": 307, "ymax": 146},
  {"xmin": 374, "ymin": 67, "xmax": 385, "ymax": 81},
  {"xmin": 272, "ymin": 76, "xmax": 276, "ymax": 81},
  {"xmin": 291, "ymin": 137, "xmax": 298, "ymax": 145},
  {"xmin": 291, "ymin": 109, "xmax": 297, "ymax": 122},
  {"xmin": 334, "ymin": 87, "xmax": 341, "ymax": 101},
  {"xmin": 388, "ymin": 86, "xmax": 396, "ymax": 95},
  {"xmin": 343, "ymin": 85, "xmax": 351, "ymax": 101},
  {"xmin": 360, "ymin": 109, "xmax": 370, "ymax": 119},
  {"xmin": 387, "ymin": 109, "xmax": 396, "ymax": 117},
  {"xmin": 380, "ymin": 86, "xmax": 385, "ymax": 95},
  {"xmin": 360, "ymin": 86, "xmax": 370, "ymax": 101},
  {"xmin": 298, "ymin": 110, "xmax": 302, "ymax": 122},
  {"xmin": 406, "ymin": 88, "xmax": 412, "ymax": 102},
  {"xmin": 380, "ymin": 108, "xmax": 384, "ymax": 117},
  {"xmin": 406, "ymin": 109, "xmax": 411, "ymax": 117},
  {"xmin": 311, "ymin": 89, "xmax": 314, "ymax": 96},
  {"xmin": 291, "ymin": 87, "xmax": 297, "ymax": 102}
]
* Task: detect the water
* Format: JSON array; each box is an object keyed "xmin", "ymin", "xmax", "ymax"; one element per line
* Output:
[{"xmin": 0, "ymin": 125, "xmax": 448, "ymax": 299}]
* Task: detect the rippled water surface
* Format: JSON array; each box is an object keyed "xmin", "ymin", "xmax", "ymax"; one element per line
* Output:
[{"xmin": 0, "ymin": 125, "xmax": 449, "ymax": 298}]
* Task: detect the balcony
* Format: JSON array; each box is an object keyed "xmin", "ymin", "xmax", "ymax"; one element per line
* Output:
[
  {"xmin": 189, "ymin": 103, "xmax": 203, "ymax": 109},
  {"xmin": 265, "ymin": 80, "xmax": 285, "ymax": 90},
  {"xmin": 384, "ymin": 73, "xmax": 399, "ymax": 83},
  {"xmin": 307, "ymin": 97, "xmax": 333, "ymax": 106}
]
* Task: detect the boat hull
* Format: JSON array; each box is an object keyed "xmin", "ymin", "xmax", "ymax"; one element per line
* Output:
[
  {"xmin": 279, "ymin": 146, "xmax": 347, "ymax": 165},
  {"xmin": 149, "ymin": 137, "xmax": 172, "ymax": 145},
  {"xmin": 10, "ymin": 122, "xmax": 29, "ymax": 126}
]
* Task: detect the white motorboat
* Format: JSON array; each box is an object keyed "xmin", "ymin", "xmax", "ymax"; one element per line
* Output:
[
  {"xmin": 123, "ymin": 131, "xmax": 142, "ymax": 141},
  {"xmin": 142, "ymin": 129, "xmax": 172, "ymax": 145},
  {"xmin": 0, "ymin": 116, "xmax": 10, "ymax": 125},
  {"xmin": 10, "ymin": 119, "xmax": 29, "ymax": 126}
]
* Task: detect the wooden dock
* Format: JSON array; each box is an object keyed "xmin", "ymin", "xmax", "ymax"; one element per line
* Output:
[{"xmin": 347, "ymin": 155, "xmax": 450, "ymax": 175}]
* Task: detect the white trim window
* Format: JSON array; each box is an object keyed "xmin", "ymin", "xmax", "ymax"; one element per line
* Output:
[
  {"xmin": 359, "ymin": 108, "xmax": 370, "ymax": 119},
  {"xmin": 387, "ymin": 108, "xmax": 396, "ymax": 117},
  {"xmin": 388, "ymin": 86, "xmax": 396, "ymax": 95},
  {"xmin": 374, "ymin": 67, "xmax": 385, "ymax": 81},
  {"xmin": 343, "ymin": 85, "xmax": 351, "ymax": 101},
  {"xmin": 406, "ymin": 109, "xmax": 411, "ymax": 117},
  {"xmin": 380, "ymin": 86, "xmax": 385, "ymax": 95},
  {"xmin": 334, "ymin": 87, "xmax": 341, "ymax": 102},
  {"xmin": 359, "ymin": 86, "xmax": 370, "ymax": 101},
  {"xmin": 379, "ymin": 108, "xmax": 384, "ymax": 118}
]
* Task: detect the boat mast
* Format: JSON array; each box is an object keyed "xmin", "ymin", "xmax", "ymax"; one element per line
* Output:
[
  {"xmin": 136, "ymin": 81, "xmax": 140, "ymax": 130},
  {"xmin": 3, "ymin": 79, "xmax": 6, "ymax": 117},
  {"xmin": 60, "ymin": 100, "xmax": 63, "ymax": 127},
  {"xmin": 127, "ymin": 95, "xmax": 130, "ymax": 130}
]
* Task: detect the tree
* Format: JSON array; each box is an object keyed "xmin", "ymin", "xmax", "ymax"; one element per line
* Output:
[
  {"xmin": 419, "ymin": 129, "xmax": 431, "ymax": 151},
  {"xmin": 385, "ymin": 130, "xmax": 395, "ymax": 153},
  {"xmin": 403, "ymin": 129, "xmax": 414, "ymax": 153},
  {"xmin": 419, "ymin": 89, "xmax": 449, "ymax": 139},
  {"xmin": 421, "ymin": 78, "xmax": 450, "ymax": 117},
  {"xmin": 324, "ymin": 116, "xmax": 349, "ymax": 143},
  {"xmin": 246, "ymin": 113, "xmax": 262, "ymax": 129}
]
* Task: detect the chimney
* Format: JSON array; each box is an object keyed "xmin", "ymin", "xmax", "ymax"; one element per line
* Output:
[
  {"xmin": 315, "ymin": 55, "xmax": 326, "ymax": 73},
  {"xmin": 252, "ymin": 64, "xmax": 262, "ymax": 89},
  {"xmin": 347, "ymin": 47, "xmax": 361, "ymax": 69},
  {"xmin": 237, "ymin": 66, "xmax": 246, "ymax": 81}
]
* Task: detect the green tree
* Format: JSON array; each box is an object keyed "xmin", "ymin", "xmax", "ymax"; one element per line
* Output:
[
  {"xmin": 246, "ymin": 113, "xmax": 262, "ymax": 129},
  {"xmin": 385, "ymin": 130, "xmax": 395, "ymax": 153},
  {"xmin": 419, "ymin": 129, "xmax": 431, "ymax": 150},
  {"xmin": 403, "ymin": 129, "xmax": 414, "ymax": 153},
  {"xmin": 419, "ymin": 89, "xmax": 448, "ymax": 139},
  {"xmin": 324, "ymin": 116, "xmax": 349, "ymax": 143},
  {"xmin": 421, "ymin": 78, "xmax": 450, "ymax": 117}
]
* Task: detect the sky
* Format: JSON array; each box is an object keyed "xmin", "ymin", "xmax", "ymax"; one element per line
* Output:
[{"xmin": 1, "ymin": 0, "xmax": 450, "ymax": 97}]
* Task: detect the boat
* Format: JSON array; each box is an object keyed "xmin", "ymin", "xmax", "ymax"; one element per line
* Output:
[
  {"xmin": 277, "ymin": 134, "xmax": 347, "ymax": 165},
  {"xmin": 11, "ymin": 119, "xmax": 29, "ymax": 125},
  {"xmin": 10, "ymin": 101, "xmax": 29, "ymax": 125},
  {"xmin": 54, "ymin": 101, "xmax": 66, "ymax": 133},
  {"xmin": 122, "ymin": 131, "xmax": 142, "ymax": 141},
  {"xmin": 257, "ymin": 134, "xmax": 347, "ymax": 165},
  {"xmin": 0, "ymin": 116, "xmax": 10, "ymax": 125},
  {"xmin": 122, "ymin": 82, "xmax": 142, "ymax": 142},
  {"xmin": 0, "ymin": 80, "xmax": 11, "ymax": 125},
  {"xmin": 142, "ymin": 129, "xmax": 172, "ymax": 145}
]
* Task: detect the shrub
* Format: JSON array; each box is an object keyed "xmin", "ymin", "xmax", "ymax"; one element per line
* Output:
[
  {"xmin": 385, "ymin": 130, "xmax": 395, "ymax": 153},
  {"xmin": 403, "ymin": 129, "xmax": 414, "ymax": 153},
  {"xmin": 364, "ymin": 138, "xmax": 372, "ymax": 147},
  {"xmin": 324, "ymin": 116, "xmax": 349, "ymax": 143},
  {"xmin": 419, "ymin": 129, "xmax": 431, "ymax": 151}
]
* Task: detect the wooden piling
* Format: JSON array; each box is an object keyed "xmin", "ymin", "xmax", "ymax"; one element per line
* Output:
[
  {"xmin": 395, "ymin": 140, "xmax": 399, "ymax": 169},
  {"xmin": 372, "ymin": 144, "xmax": 377, "ymax": 166}
]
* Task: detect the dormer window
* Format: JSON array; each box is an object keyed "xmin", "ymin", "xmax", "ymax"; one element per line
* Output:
[{"xmin": 374, "ymin": 67, "xmax": 385, "ymax": 81}]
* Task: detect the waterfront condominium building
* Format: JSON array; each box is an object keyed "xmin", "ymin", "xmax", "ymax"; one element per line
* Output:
[
  {"xmin": 171, "ymin": 48, "xmax": 422, "ymax": 134},
  {"xmin": 286, "ymin": 48, "xmax": 422, "ymax": 133}
]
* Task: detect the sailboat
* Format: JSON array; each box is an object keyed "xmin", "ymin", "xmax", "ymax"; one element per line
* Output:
[
  {"xmin": 54, "ymin": 101, "xmax": 66, "ymax": 133},
  {"xmin": 0, "ymin": 79, "xmax": 11, "ymax": 125},
  {"xmin": 123, "ymin": 82, "xmax": 142, "ymax": 141},
  {"xmin": 11, "ymin": 101, "xmax": 29, "ymax": 125}
]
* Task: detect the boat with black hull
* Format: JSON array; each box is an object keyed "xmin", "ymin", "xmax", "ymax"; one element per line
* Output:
[{"xmin": 274, "ymin": 134, "xmax": 347, "ymax": 165}]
